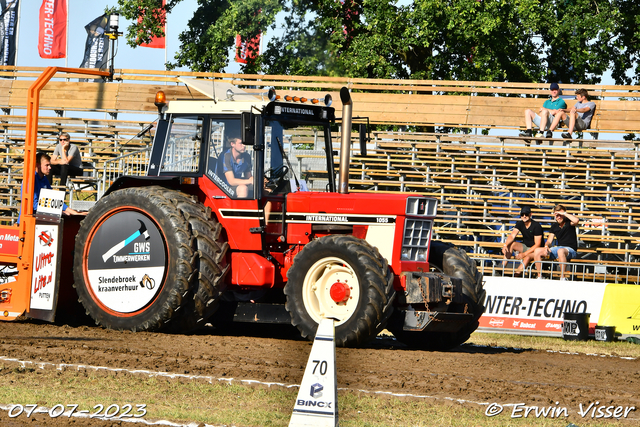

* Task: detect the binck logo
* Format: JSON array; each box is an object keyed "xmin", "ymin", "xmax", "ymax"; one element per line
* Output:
[
  {"xmin": 310, "ymin": 383, "xmax": 323, "ymax": 399},
  {"xmin": 297, "ymin": 400, "xmax": 332, "ymax": 409}
]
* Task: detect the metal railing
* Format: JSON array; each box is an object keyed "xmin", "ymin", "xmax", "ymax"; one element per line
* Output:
[
  {"xmin": 473, "ymin": 257, "xmax": 640, "ymax": 284},
  {"xmin": 99, "ymin": 147, "xmax": 151, "ymax": 198}
]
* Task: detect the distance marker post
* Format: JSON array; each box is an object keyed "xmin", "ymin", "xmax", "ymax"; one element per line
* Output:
[{"xmin": 289, "ymin": 318, "xmax": 338, "ymax": 427}]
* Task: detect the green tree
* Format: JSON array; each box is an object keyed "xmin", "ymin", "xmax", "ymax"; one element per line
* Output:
[{"xmin": 117, "ymin": 0, "xmax": 640, "ymax": 84}]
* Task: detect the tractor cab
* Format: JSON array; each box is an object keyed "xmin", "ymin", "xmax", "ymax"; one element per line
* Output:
[{"xmin": 146, "ymin": 81, "xmax": 337, "ymax": 255}]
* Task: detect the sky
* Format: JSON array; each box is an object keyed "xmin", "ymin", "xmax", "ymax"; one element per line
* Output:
[{"xmin": 14, "ymin": 0, "xmax": 242, "ymax": 73}]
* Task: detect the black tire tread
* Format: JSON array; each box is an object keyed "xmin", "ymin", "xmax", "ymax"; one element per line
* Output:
[{"xmin": 164, "ymin": 191, "xmax": 229, "ymax": 333}]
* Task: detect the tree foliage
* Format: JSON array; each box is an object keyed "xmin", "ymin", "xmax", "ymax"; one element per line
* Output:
[{"xmin": 117, "ymin": 0, "xmax": 640, "ymax": 85}]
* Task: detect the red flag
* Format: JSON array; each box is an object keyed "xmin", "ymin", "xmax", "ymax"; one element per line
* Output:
[
  {"xmin": 38, "ymin": 0, "xmax": 67, "ymax": 58},
  {"xmin": 235, "ymin": 33, "xmax": 261, "ymax": 64},
  {"xmin": 140, "ymin": 0, "xmax": 166, "ymax": 49}
]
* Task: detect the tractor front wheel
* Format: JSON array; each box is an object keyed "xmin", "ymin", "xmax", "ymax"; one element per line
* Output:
[{"xmin": 285, "ymin": 235, "xmax": 394, "ymax": 347}]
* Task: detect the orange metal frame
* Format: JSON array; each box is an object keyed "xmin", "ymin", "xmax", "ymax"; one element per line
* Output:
[{"xmin": 0, "ymin": 67, "xmax": 110, "ymax": 320}]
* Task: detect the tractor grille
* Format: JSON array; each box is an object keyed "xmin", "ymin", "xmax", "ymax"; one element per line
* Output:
[{"xmin": 401, "ymin": 219, "xmax": 433, "ymax": 261}]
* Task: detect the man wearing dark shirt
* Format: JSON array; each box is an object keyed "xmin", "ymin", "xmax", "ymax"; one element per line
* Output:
[
  {"xmin": 222, "ymin": 137, "xmax": 253, "ymax": 198},
  {"xmin": 533, "ymin": 204, "xmax": 580, "ymax": 280},
  {"xmin": 502, "ymin": 206, "xmax": 543, "ymax": 275},
  {"xmin": 19, "ymin": 152, "xmax": 85, "ymax": 224}
]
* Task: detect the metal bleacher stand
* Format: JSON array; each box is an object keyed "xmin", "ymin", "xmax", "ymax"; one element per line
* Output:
[{"xmin": 2, "ymin": 67, "xmax": 640, "ymax": 281}]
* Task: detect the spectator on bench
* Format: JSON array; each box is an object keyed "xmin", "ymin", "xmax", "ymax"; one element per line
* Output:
[
  {"xmin": 519, "ymin": 83, "xmax": 567, "ymax": 139},
  {"xmin": 51, "ymin": 132, "xmax": 84, "ymax": 185},
  {"xmin": 502, "ymin": 206, "xmax": 543, "ymax": 276},
  {"xmin": 532, "ymin": 204, "xmax": 580, "ymax": 281},
  {"xmin": 545, "ymin": 88, "xmax": 596, "ymax": 141}
]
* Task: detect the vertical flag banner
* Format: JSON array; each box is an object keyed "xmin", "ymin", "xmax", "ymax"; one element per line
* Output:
[
  {"xmin": 235, "ymin": 33, "xmax": 261, "ymax": 64},
  {"xmin": 0, "ymin": 0, "xmax": 19, "ymax": 66},
  {"xmin": 79, "ymin": 14, "xmax": 109, "ymax": 71},
  {"xmin": 38, "ymin": 0, "xmax": 67, "ymax": 58},
  {"xmin": 140, "ymin": 0, "xmax": 166, "ymax": 49}
]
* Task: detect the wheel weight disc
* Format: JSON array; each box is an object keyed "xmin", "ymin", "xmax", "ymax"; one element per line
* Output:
[{"xmin": 84, "ymin": 210, "xmax": 167, "ymax": 314}]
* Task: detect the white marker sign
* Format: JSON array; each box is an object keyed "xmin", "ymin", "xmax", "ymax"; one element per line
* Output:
[{"xmin": 36, "ymin": 189, "xmax": 65, "ymax": 216}]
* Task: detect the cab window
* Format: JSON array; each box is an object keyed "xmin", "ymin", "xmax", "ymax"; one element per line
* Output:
[
  {"xmin": 206, "ymin": 118, "xmax": 255, "ymax": 199},
  {"xmin": 160, "ymin": 116, "xmax": 203, "ymax": 174}
]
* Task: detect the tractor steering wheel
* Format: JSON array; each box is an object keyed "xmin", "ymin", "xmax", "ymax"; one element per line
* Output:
[{"xmin": 265, "ymin": 165, "xmax": 289, "ymax": 192}]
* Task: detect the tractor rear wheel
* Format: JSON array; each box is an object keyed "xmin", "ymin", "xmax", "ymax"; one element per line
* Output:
[
  {"xmin": 285, "ymin": 235, "xmax": 394, "ymax": 347},
  {"xmin": 73, "ymin": 186, "xmax": 227, "ymax": 332},
  {"xmin": 391, "ymin": 241, "xmax": 485, "ymax": 350}
]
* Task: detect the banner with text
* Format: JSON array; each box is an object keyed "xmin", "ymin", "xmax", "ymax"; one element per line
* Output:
[
  {"xmin": 79, "ymin": 14, "xmax": 109, "ymax": 76},
  {"xmin": 478, "ymin": 276, "xmax": 608, "ymax": 337},
  {"xmin": 38, "ymin": 0, "xmax": 66, "ymax": 59},
  {"xmin": 235, "ymin": 33, "xmax": 260, "ymax": 64},
  {"xmin": 30, "ymin": 223, "xmax": 60, "ymax": 311},
  {"xmin": 0, "ymin": 0, "xmax": 19, "ymax": 66}
]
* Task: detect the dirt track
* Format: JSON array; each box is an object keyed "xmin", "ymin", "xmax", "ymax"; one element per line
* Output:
[{"xmin": 1, "ymin": 319, "xmax": 639, "ymax": 426}]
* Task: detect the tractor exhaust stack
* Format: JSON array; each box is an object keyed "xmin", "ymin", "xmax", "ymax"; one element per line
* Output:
[{"xmin": 338, "ymin": 87, "xmax": 352, "ymax": 194}]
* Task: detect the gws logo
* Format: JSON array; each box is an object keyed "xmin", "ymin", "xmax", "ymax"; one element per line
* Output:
[
  {"xmin": 102, "ymin": 220, "xmax": 150, "ymax": 263},
  {"xmin": 310, "ymin": 383, "xmax": 323, "ymax": 399}
]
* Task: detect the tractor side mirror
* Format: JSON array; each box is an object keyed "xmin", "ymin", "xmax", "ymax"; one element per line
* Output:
[
  {"xmin": 241, "ymin": 112, "xmax": 255, "ymax": 145},
  {"xmin": 358, "ymin": 123, "xmax": 368, "ymax": 157}
]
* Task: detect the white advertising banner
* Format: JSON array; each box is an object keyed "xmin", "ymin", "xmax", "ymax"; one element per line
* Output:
[
  {"xmin": 30, "ymin": 223, "xmax": 60, "ymax": 311},
  {"xmin": 478, "ymin": 276, "xmax": 608, "ymax": 337}
]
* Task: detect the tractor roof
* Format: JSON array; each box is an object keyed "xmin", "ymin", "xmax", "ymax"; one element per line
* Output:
[{"xmin": 164, "ymin": 77, "xmax": 270, "ymax": 114}]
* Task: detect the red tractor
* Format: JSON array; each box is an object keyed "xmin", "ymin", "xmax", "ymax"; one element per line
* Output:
[
  {"xmin": 1, "ymin": 69, "xmax": 484, "ymax": 350},
  {"xmin": 72, "ymin": 82, "xmax": 485, "ymax": 349}
]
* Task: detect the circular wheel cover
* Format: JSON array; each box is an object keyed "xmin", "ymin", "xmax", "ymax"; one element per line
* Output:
[
  {"xmin": 302, "ymin": 256, "xmax": 361, "ymax": 326},
  {"xmin": 84, "ymin": 210, "xmax": 167, "ymax": 314}
]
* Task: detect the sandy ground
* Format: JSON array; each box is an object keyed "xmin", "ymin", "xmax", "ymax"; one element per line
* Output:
[{"xmin": 0, "ymin": 319, "xmax": 638, "ymax": 426}]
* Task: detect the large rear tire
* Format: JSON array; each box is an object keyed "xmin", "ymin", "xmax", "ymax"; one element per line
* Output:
[
  {"xmin": 162, "ymin": 191, "xmax": 229, "ymax": 332},
  {"xmin": 73, "ymin": 186, "xmax": 227, "ymax": 332},
  {"xmin": 285, "ymin": 235, "xmax": 394, "ymax": 347},
  {"xmin": 391, "ymin": 241, "xmax": 485, "ymax": 350}
]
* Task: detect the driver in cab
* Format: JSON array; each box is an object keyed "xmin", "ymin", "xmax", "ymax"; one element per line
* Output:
[{"xmin": 222, "ymin": 137, "xmax": 253, "ymax": 198}]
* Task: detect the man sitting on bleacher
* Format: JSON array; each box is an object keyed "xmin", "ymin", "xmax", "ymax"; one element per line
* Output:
[
  {"xmin": 502, "ymin": 206, "xmax": 543, "ymax": 276},
  {"xmin": 545, "ymin": 88, "xmax": 596, "ymax": 141},
  {"xmin": 50, "ymin": 132, "xmax": 84, "ymax": 186},
  {"xmin": 532, "ymin": 204, "xmax": 580, "ymax": 281},
  {"xmin": 519, "ymin": 83, "xmax": 567, "ymax": 139}
]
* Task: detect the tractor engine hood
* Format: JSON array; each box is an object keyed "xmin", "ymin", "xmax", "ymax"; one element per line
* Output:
[{"xmin": 286, "ymin": 192, "xmax": 437, "ymax": 219}]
